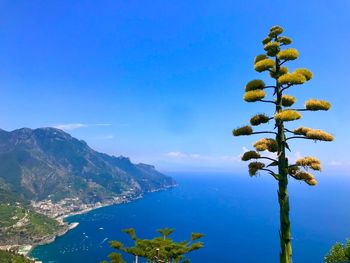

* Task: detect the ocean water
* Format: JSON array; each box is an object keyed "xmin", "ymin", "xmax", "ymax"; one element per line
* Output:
[{"xmin": 30, "ymin": 173, "xmax": 350, "ymax": 263}]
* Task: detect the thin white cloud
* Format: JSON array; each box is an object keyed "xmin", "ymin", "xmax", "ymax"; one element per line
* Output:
[
  {"xmin": 54, "ymin": 123, "xmax": 87, "ymax": 130},
  {"xmin": 159, "ymin": 150, "xmax": 247, "ymax": 172},
  {"xmin": 95, "ymin": 123, "xmax": 113, "ymax": 127},
  {"xmin": 330, "ymin": 160, "xmax": 343, "ymax": 166},
  {"xmin": 166, "ymin": 151, "xmax": 186, "ymax": 158},
  {"xmin": 164, "ymin": 151, "xmax": 242, "ymax": 163},
  {"xmin": 286, "ymin": 151, "xmax": 302, "ymax": 164},
  {"xmin": 53, "ymin": 123, "xmax": 112, "ymax": 131}
]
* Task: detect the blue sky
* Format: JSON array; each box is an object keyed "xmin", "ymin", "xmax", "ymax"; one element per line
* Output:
[{"xmin": 1, "ymin": 0, "xmax": 349, "ymax": 173}]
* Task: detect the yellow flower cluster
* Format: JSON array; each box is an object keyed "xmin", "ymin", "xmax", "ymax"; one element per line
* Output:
[
  {"xmin": 296, "ymin": 157, "xmax": 321, "ymax": 171},
  {"xmin": 293, "ymin": 126, "xmax": 312, "ymax": 136},
  {"xmin": 250, "ymin": 114, "xmax": 270, "ymax": 126},
  {"xmin": 305, "ymin": 99, "xmax": 331, "ymax": 111},
  {"xmin": 254, "ymin": 138, "xmax": 278, "ymax": 152},
  {"xmin": 294, "ymin": 171, "xmax": 314, "ymax": 180},
  {"xmin": 254, "ymin": 58, "xmax": 275, "ymax": 72},
  {"xmin": 274, "ymin": 110, "xmax": 301, "ymax": 122},
  {"xmin": 277, "ymin": 48, "xmax": 299, "ymax": 61},
  {"xmin": 264, "ymin": 42, "xmax": 280, "ymax": 56},
  {"xmin": 277, "ymin": 36, "xmax": 292, "ymax": 45},
  {"xmin": 278, "ymin": 72, "xmax": 306, "ymax": 85},
  {"xmin": 241, "ymin": 151, "xmax": 261, "ymax": 161},
  {"xmin": 306, "ymin": 129, "xmax": 334, "ymax": 141},
  {"xmin": 248, "ymin": 162, "xmax": 265, "ymax": 176},
  {"xmin": 254, "ymin": 54, "xmax": 268, "ymax": 64},
  {"xmin": 306, "ymin": 178, "xmax": 318, "ymax": 186},
  {"xmin": 293, "ymin": 127, "xmax": 334, "ymax": 141},
  {"xmin": 281, "ymin": 95, "xmax": 296, "ymax": 107},
  {"xmin": 270, "ymin": 66, "xmax": 288, "ymax": 79},
  {"xmin": 294, "ymin": 68, "xmax": 313, "ymax": 81},
  {"xmin": 262, "ymin": 37, "xmax": 272, "ymax": 45},
  {"xmin": 288, "ymin": 167, "xmax": 317, "ymax": 186},
  {"xmin": 245, "ymin": 79, "xmax": 265, "ymax": 92},
  {"xmin": 232, "ymin": 125, "xmax": 253, "ymax": 136},
  {"xmin": 268, "ymin": 25, "xmax": 284, "ymax": 38},
  {"xmin": 244, "ymin": 90, "xmax": 266, "ymax": 102}
]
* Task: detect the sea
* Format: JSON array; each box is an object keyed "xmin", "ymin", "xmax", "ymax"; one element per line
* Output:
[{"xmin": 29, "ymin": 172, "xmax": 350, "ymax": 263}]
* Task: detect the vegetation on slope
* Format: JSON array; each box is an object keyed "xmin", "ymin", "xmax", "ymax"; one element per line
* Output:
[
  {"xmin": 0, "ymin": 204, "xmax": 65, "ymax": 245},
  {"xmin": 0, "ymin": 250, "xmax": 34, "ymax": 263}
]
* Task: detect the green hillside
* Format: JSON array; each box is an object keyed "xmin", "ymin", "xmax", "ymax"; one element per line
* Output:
[
  {"xmin": 0, "ymin": 250, "xmax": 34, "ymax": 263},
  {"xmin": 0, "ymin": 204, "xmax": 66, "ymax": 245}
]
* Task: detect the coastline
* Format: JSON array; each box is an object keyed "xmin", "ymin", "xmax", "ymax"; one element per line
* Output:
[
  {"xmin": 58, "ymin": 184, "xmax": 177, "ymax": 222},
  {"xmin": 27, "ymin": 202, "xmax": 126, "ymax": 258},
  {"xmin": 0, "ymin": 202, "xmax": 116, "ymax": 260},
  {"xmin": 0, "ymin": 202, "xmax": 120, "ymax": 261},
  {"xmin": 0, "ymin": 221, "xmax": 80, "ymax": 258},
  {"xmin": 0, "ymin": 184, "xmax": 177, "ymax": 262},
  {"xmin": 26, "ymin": 184, "xmax": 176, "ymax": 260},
  {"xmin": 0, "ymin": 188, "xmax": 174, "ymax": 261}
]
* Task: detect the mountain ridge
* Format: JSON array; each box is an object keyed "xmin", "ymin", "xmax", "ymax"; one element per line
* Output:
[
  {"xmin": 0, "ymin": 127, "xmax": 175, "ymax": 247},
  {"xmin": 0, "ymin": 127, "xmax": 175, "ymax": 204}
]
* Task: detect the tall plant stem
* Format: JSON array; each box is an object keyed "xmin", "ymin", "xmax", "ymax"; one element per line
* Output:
[{"xmin": 275, "ymin": 56, "xmax": 292, "ymax": 263}]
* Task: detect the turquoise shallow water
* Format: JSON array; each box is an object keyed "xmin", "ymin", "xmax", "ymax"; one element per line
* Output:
[{"xmin": 30, "ymin": 173, "xmax": 350, "ymax": 263}]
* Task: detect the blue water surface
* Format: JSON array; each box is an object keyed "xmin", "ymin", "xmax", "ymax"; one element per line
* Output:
[{"xmin": 30, "ymin": 173, "xmax": 350, "ymax": 263}]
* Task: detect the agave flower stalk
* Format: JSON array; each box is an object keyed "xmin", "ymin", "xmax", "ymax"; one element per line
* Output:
[{"xmin": 232, "ymin": 25, "xmax": 334, "ymax": 263}]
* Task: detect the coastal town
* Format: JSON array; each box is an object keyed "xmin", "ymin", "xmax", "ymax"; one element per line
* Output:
[
  {"xmin": 0, "ymin": 189, "xmax": 141, "ymax": 262},
  {"xmin": 31, "ymin": 197, "xmax": 119, "ymax": 221},
  {"xmin": 31, "ymin": 188, "xmax": 141, "ymax": 221}
]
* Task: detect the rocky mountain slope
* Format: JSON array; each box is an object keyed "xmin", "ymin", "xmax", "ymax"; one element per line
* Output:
[{"xmin": 0, "ymin": 127, "xmax": 175, "ymax": 204}]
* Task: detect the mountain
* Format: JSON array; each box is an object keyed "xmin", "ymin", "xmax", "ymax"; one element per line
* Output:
[{"xmin": 0, "ymin": 127, "xmax": 175, "ymax": 204}]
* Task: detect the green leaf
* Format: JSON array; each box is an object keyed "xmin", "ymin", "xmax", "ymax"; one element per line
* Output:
[
  {"xmin": 267, "ymin": 161, "xmax": 278, "ymax": 167},
  {"xmin": 191, "ymin": 233, "xmax": 204, "ymax": 241},
  {"xmin": 110, "ymin": 241, "xmax": 123, "ymax": 249},
  {"xmin": 285, "ymin": 143, "xmax": 291, "ymax": 152},
  {"xmin": 122, "ymin": 228, "xmax": 137, "ymax": 240}
]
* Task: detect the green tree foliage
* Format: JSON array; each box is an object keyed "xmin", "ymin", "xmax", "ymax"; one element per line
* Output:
[
  {"xmin": 101, "ymin": 228, "xmax": 204, "ymax": 263},
  {"xmin": 232, "ymin": 25, "xmax": 334, "ymax": 263},
  {"xmin": 325, "ymin": 240, "xmax": 350, "ymax": 263},
  {"xmin": 0, "ymin": 250, "xmax": 34, "ymax": 263}
]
